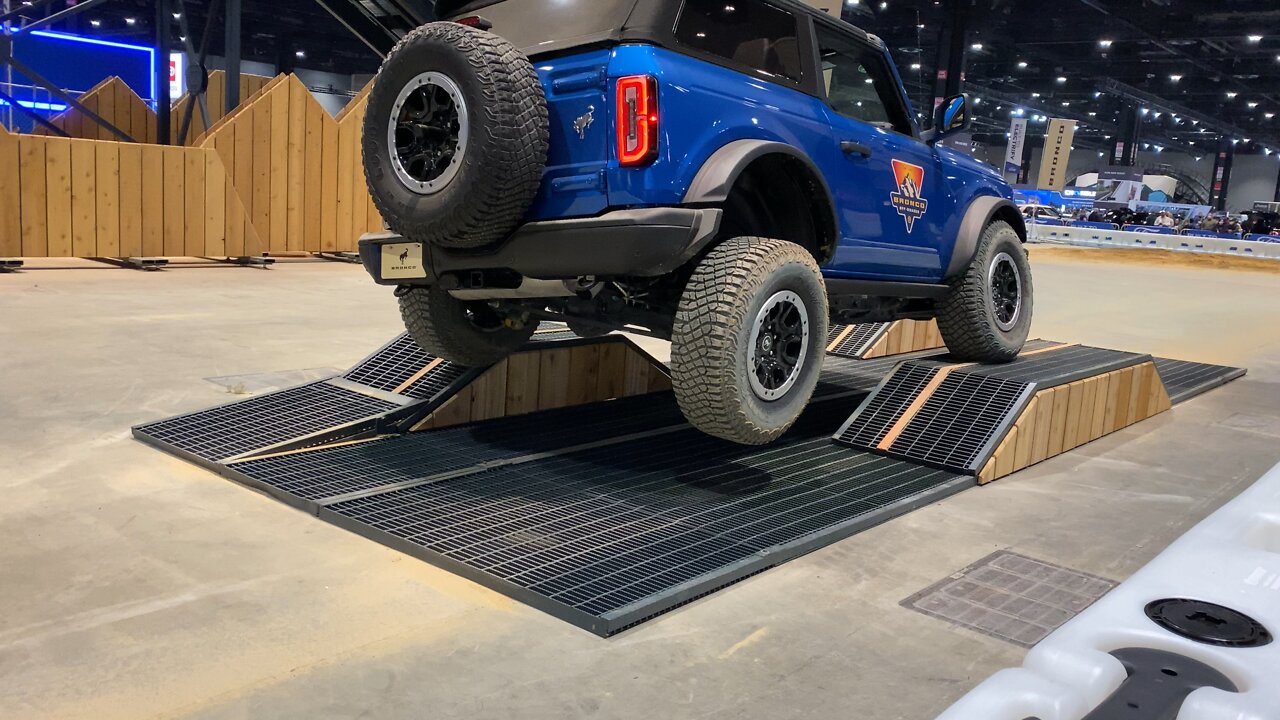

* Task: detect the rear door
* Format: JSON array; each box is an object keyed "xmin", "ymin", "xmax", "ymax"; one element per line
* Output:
[{"xmin": 812, "ymin": 23, "xmax": 949, "ymax": 281}]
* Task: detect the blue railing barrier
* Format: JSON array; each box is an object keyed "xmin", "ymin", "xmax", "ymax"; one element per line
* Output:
[
  {"xmin": 1070, "ymin": 221, "xmax": 1120, "ymax": 230},
  {"xmin": 1121, "ymin": 224, "xmax": 1177, "ymax": 235}
]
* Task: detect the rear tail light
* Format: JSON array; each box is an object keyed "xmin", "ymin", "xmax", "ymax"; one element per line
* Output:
[
  {"xmin": 454, "ymin": 15, "xmax": 493, "ymax": 30},
  {"xmin": 616, "ymin": 75, "xmax": 659, "ymax": 167}
]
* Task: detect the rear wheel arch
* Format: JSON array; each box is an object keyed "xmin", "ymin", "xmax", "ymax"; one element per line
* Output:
[{"xmin": 683, "ymin": 140, "xmax": 838, "ymax": 265}]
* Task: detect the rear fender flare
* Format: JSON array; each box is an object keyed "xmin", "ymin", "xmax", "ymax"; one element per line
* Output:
[{"xmin": 945, "ymin": 196, "xmax": 1027, "ymax": 279}]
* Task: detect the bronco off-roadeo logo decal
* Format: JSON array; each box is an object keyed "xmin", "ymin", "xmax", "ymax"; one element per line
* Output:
[{"xmin": 890, "ymin": 159, "xmax": 928, "ymax": 233}]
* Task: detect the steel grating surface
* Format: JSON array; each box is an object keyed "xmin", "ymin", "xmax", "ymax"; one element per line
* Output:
[
  {"xmin": 343, "ymin": 334, "xmax": 436, "ymax": 393},
  {"xmin": 134, "ymin": 382, "xmax": 399, "ymax": 462},
  {"xmin": 834, "ymin": 363, "xmax": 940, "ymax": 448},
  {"xmin": 947, "ymin": 345, "xmax": 1146, "ymax": 388},
  {"xmin": 1152, "ymin": 358, "xmax": 1246, "ymax": 404},
  {"xmin": 826, "ymin": 323, "xmax": 888, "ymax": 359},
  {"xmin": 323, "ymin": 405, "xmax": 964, "ymax": 634},
  {"xmin": 233, "ymin": 393, "xmax": 686, "ymax": 502},
  {"xmin": 400, "ymin": 361, "xmax": 469, "ymax": 400},
  {"xmin": 887, "ymin": 373, "xmax": 1031, "ymax": 472}
]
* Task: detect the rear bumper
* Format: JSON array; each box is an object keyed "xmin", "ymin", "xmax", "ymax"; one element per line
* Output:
[{"xmin": 359, "ymin": 207, "xmax": 722, "ymax": 286}]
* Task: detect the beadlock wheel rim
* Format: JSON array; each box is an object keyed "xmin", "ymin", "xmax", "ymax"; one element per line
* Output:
[
  {"xmin": 388, "ymin": 71, "xmax": 469, "ymax": 195},
  {"xmin": 747, "ymin": 291, "xmax": 810, "ymax": 401},
  {"xmin": 989, "ymin": 251, "xmax": 1022, "ymax": 332}
]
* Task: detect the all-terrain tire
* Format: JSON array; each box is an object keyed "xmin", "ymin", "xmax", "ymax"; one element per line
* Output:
[
  {"xmin": 670, "ymin": 237, "xmax": 828, "ymax": 446},
  {"xmin": 363, "ymin": 22, "xmax": 548, "ymax": 249},
  {"xmin": 399, "ymin": 287, "xmax": 536, "ymax": 367},
  {"xmin": 936, "ymin": 221, "xmax": 1033, "ymax": 362}
]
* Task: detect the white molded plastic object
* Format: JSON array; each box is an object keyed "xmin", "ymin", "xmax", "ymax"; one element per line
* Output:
[{"xmin": 936, "ymin": 460, "xmax": 1280, "ymax": 720}]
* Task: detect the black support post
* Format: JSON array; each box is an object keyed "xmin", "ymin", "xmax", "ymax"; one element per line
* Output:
[
  {"xmin": 224, "ymin": 0, "xmax": 242, "ymax": 113},
  {"xmin": 1110, "ymin": 105, "xmax": 1140, "ymax": 166},
  {"xmin": 931, "ymin": 0, "xmax": 970, "ymax": 125},
  {"xmin": 1209, "ymin": 139, "xmax": 1234, "ymax": 211},
  {"xmin": 155, "ymin": 0, "xmax": 172, "ymax": 145}
]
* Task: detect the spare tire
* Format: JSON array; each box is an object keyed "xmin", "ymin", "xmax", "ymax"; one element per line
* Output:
[{"xmin": 362, "ymin": 22, "xmax": 549, "ymax": 250}]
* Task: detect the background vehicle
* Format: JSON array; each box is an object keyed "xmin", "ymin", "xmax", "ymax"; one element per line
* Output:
[
  {"xmin": 1020, "ymin": 204, "xmax": 1064, "ymax": 222},
  {"xmin": 357, "ymin": 0, "xmax": 1033, "ymax": 445}
]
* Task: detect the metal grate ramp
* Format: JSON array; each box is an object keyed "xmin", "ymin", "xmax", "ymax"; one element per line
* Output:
[
  {"xmin": 834, "ymin": 343, "xmax": 1152, "ymax": 474},
  {"xmin": 1153, "ymin": 358, "xmax": 1246, "ymax": 404},
  {"xmin": 826, "ymin": 323, "xmax": 889, "ymax": 359},
  {"xmin": 343, "ymin": 333, "xmax": 438, "ymax": 392}
]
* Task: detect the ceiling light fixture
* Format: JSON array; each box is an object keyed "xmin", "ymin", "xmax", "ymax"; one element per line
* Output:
[
  {"xmin": 1017, "ymin": 61, "xmax": 1028, "ymax": 69},
  {"xmin": 1099, "ymin": 39, "xmax": 1113, "ymax": 48},
  {"xmin": 1056, "ymin": 76, "xmax": 1067, "ymax": 83},
  {"xmin": 1169, "ymin": 74, "xmax": 1182, "ymax": 82},
  {"xmin": 1247, "ymin": 35, "xmax": 1263, "ymax": 43},
  {"xmin": 971, "ymin": 43, "xmax": 983, "ymax": 51}
]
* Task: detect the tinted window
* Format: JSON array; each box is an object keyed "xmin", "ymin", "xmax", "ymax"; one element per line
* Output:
[
  {"xmin": 675, "ymin": 0, "xmax": 803, "ymax": 82},
  {"xmin": 816, "ymin": 26, "xmax": 912, "ymax": 135}
]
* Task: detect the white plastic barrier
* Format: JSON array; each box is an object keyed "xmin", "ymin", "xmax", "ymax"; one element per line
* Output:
[
  {"xmin": 1029, "ymin": 225, "xmax": 1280, "ymax": 260},
  {"xmin": 936, "ymin": 460, "xmax": 1280, "ymax": 720}
]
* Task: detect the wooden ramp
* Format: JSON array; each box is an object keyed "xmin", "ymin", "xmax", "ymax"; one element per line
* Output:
[{"xmin": 826, "ymin": 320, "xmax": 947, "ymax": 360}]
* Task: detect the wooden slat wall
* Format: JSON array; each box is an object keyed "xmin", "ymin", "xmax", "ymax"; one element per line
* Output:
[
  {"xmin": 863, "ymin": 319, "xmax": 947, "ymax": 359},
  {"xmin": 978, "ymin": 361, "xmax": 1173, "ymax": 485},
  {"xmin": 197, "ymin": 74, "xmax": 384, "ymax": 254},
  {"xmin": 414, "ymin": 341, "xmax": 673, "ymax": 432},
  {"xmin": 6, "ymin": 131, "xmax": 259, "ymax": 258}
]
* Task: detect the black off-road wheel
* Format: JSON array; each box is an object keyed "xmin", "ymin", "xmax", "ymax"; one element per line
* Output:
[
  {"xmin": 399, "ymin": 287, "xmax": 535, "ymax": 368},
  {"xmin": 363, "ymin": 22, "xmax": 548, "ymax": 249},
  {"xmin": 936, "ymin": 221, "xmax": 1033, "ymax": 362},
  {"xmin": 670, "ymin": 237, "xmax": 828, "ymax": 446}
]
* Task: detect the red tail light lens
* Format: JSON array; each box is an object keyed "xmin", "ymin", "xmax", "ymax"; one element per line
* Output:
[{"xmin": 616, "ymin": 75, "xmax": 659, "ymax": 167}]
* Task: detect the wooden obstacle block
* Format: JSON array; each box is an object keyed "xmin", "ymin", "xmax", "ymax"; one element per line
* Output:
[
  {"xmin": 977, "ymin": 361, "xmax": 1172, "ymax": 485},
  {"xmin": 412, "ymin": 337, "xmax": 670, "ymax": 432},
  {"xmin": 861, "ymin": 319, "xmax": 947, "ymax": 359}
]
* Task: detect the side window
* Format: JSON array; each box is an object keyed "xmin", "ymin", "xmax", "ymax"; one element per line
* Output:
[
  {"xmin": 815, "ymin": 26, "xmax": 913, "ymax": 135},
  {"xmin": 675, "ymin": 0, "xmax": 803, "ymax": 83}
]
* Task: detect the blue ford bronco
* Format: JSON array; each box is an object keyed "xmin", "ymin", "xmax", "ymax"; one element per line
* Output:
[{"xmin": 358, "ymin": 0, "xmax": 1032, "ymax": 445}]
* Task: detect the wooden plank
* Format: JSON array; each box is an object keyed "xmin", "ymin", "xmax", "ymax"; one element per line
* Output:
[
  {"xmin": 978, "ymin": 459, "xmax": 996, "ymax": 486},
  {"xmin": 505, "ymin": 351, "xmax": 542, "ymax": 416},
  {"xmin": 268, "ymin": 82, "xmax": 289, "ymax": 253},
  {"xmin": 1152, "ymin": 371, "xmax": 1173, "ymax": 415},
  {"xmin": 44, "ymin": 139, "xmax": 73, "ymax": 257},
  {"xmin": 94, "ymin": 142, "xmax": 120, "ymax": 257},
  {"xmin": 994, "ymin": 426, "xmax": 1018, "ymax": 480},
  {"xmin": 0, "ymin": 129, "xmax": 22, "ymax": 256},
  {"xmin": 204, "ymin": 150, "xmax": 227, "ymax": 257},
  {"xmin": 537, "ymin": 348, "xmax": 572, "ymax": 410},
  {"xmin": 334, "ymin": 109, "xmax": 355, "ymax": 253},
  {"xmin": 1131, "ymin": 363, "xmax": 1153, "ymax": 422},
  {"xmin": 648, "ymin": 363, "xmax": 672, "ymax": 392},
  {"xmin": 320, "ymin": 115, "xmax": 339, "ymax": 252},
  {"xmin": 69, "ymin": 139, "xmax": 98, "ymax": 256},
  {"xmin": 623, "ymin": 347, "xmax": 653, "ymax": 395},
  {"xmin": 208, "ymin": 72, "xmax": 225, "ymax": 124},
  {"xmin": 596, "ymin": 342, "xmax": 627, "ymax": 399},
  {"xmin": 117, "ymin": 142, "xmax": 142, "ymax": 257},
  {"xmin": 1030, "ymin": 388, "xmax": 1055, "ymax": 465},
  {"xmin": 1089, "ymin": 372, "xmax": 1111, "ymax": 442},
  {"xmin": 303, "ymin": 98, "xmax": 324, "ymax": 251},
  {"xmin": 429, "ymin": 386, "xmax": 474, "ymax": 429},
  {"xmin": 911, "ymin": 320, "xmax": 930, "ymax": 352},
  {"xmin": 566, "ymin": 345, "xmax": 602, "ymax": 405},
  {"xmin": 1047, "ymin": 384, "xmax": 1071, "ymax": 456},
  {"xmin": 286, "ymin": 78, "xmax": 306, "ymax": 252},
  {"xmin": 184, "ymin": 149, "xmax": 206, "ymax": 256},
  {"xmin": 1107, "ymin": 367, "xmax": 1134, "ymax": 433},
  {"xmin": 1075, "ymin": 378, "xmax": 1098, "ymax": 449},
  {"xmin": 1061, "ymin": 380, "xmax": 1086, "ymax": 451},
  {"xmin": 233, "ymin": 104, "xmax": 253, "ymax": 252},
  {"xmin": 18, "ymin": 136, "xmax": 48, "ymax": 257},
  {"xmin": 1012, "ymin": 397, "xmax": 1038, "ymax": 472},
  {"xmin": 97, "ymin": 84, "xmax": 115, "ymax": 141},
  {"xmin": 251, "ymin": 93, "xmax": 272, "ymax": 253},
  {"xmin": 162, "ymin": 146, "xmax": 186, "ymax": 256},
  {"xmin": 469, "ymin": 360, "xmax": 508, "ymax": 422}
]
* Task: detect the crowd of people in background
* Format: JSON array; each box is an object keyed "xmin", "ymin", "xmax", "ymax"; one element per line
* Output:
[{"xmin": 1069, "ymin": 207, "xmax": 1280, "ymax": 237}]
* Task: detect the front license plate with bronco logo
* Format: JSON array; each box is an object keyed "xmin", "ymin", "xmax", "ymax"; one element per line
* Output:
[{"xmin": 381, "ymin": 242, "xmax": 426, "ymax": 280}]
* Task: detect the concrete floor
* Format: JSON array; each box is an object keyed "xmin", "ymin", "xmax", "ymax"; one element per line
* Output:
[{"xmin": 2, "ymin": 249, "xmax": 1279, "ymax": 720}]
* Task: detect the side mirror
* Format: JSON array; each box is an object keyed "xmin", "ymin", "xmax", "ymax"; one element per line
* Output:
[{"xmin": 926, "ymin": 93, "xmax": 973, "ymax": 144}]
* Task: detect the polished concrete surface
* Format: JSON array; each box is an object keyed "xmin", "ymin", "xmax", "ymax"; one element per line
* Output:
[{"xmin": 2, "ymin": 248, "xmax": 1278, "ymax": 719}]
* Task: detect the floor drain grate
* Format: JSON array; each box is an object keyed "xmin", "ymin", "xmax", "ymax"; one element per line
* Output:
[{"xmin": 902, "ymin": 550, "xmax": 1115, "ymax": 647}]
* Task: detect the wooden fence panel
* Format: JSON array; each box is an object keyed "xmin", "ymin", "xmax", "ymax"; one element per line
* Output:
[
  {"xmin": 44, "ymin": 138, "xmax": 73, "ymax": 257},
  {"xmin": 70, "ymin": 139, "xmax": 98, "ymax": 257},
  {"xmin": 118, "ymin": 142, "xmax": 143, "ymax": 257},
  {"xmin": 140, "ymin": 145, "xmax": 164, "ymax": 256},
  {"xmin": 268, "ymin": 81, "xmax": 289, "ymax": 253},
  {"xmin": 162, "ymin": 146, "xmax": 186, "ymax": 256},
  {"xmin": 0, "ymin": 129, "xmax": 21, "ymax": 256},
  {"xmin": 184, "ymin": 149, "xmax": 206, "ymax": 256},
  {"xmin": 302, "ymin": 91, "xmax": 324, "ymax": 251},
  {"xmin": 205, "ymin": 149, "xmax": 227, "ymax": 257},
  {"xmin": 18, "ymin": 135, "xmax": 48, "ymax": 257},
  {"xmin": 95, "ymin": 142, "xmax": 121, "ymax": 258},
  {"xmin": 286, "ymin": 77, "xmax": 306, "ymax": 252}
]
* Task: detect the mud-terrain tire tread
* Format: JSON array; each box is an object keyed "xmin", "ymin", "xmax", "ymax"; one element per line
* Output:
[
  {"xmin": 399, "ymin": 287, "xmax": 535, "ymax": 367},
  {"xmin": 363, "ymin": 22, "xmax": 548, "ymax": 249},
  {"xmin": 935, "ymin": 220, "xmax": 1033, "ymax": 362},
  {"xmin": 671, "ymin": 237, "xmax": 828, "ymax": 445}
]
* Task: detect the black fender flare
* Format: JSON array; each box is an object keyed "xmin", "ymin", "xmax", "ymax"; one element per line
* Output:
[
  {"xmin": 945, "ymin": 196, "xmax": 1027, "ymax": 279},
  {"xmin": 682, "ymin": 139, "xmax": 839, "ymax": 261}
]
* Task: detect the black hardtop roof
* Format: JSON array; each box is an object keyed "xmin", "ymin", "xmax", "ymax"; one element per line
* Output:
[{"xmin": 435, "ymin": 0, "xmax": 875, "ymax": 56}]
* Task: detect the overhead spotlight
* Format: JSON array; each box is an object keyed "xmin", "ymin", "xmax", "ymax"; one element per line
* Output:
[
  {"xmin": 89, "ymin": 19, "xmax": 101, "ymax": 27},
  {"xmin": 1248, "ymin": 101, "xmax": 1259, "ymax": 108},
  {"xmin": 910, "ymin": 63, "xmax": 922, "ymax": 70},
  {"xmin": 178, "ymin": 35, "xmax": 186, "ymax": 41},
  {"xmin": 1169, "ymin": 74, "xmax": 1182, "ymax": 82},
  {"xmin": 1194, "ymin": 157, "xmax": 1202, "ymax": 162},
  {"xmin": 1191, "ymin": 119, "xmax": 1199, "ymax": 125},
  {"xmin": 1088, "ymin": 111, "xmax": 1097, "ymax": 116},
  {"xmin": 1245, "ymin": 137, "xmax": 1252, "ymax": 142},
  {"xmin": 1232, "ymin": 139, "xmax": 1240, "ymax": 145},
  {"xmin": 1056, "ymin": 76, "xmax": 1067, "ymax": 83},
  {"xmin": 879, "ymin": 1, "xmax": 887, "ymax": 8},
  {"xmin": 1247, "ymin": 35, "xmax": 1263, "ymax": 42},
  {"xmin": 172, "ymin": 11, "xmax": 180, "ymax": 19},
  {"xmin": 1031, "ymin": 92, "xmax": 1041, "ymax": 97},
  {"xmin": 1140, "ymin": 107, "xmax": 1149, "ymax": 115},
  {"xmin": 971, "ymin": 43, "xmax": 984, "ymax": 50},
  {"xmin": 125, "ymin": 17, "xmax": 136, "ymax": 25},
  {"xmin": 295, "ymin": 50, "xmax": 306, "ymax": 58},
  {"xmin": 1098, "ymin": 151, "xmax": 1104, "ymax": 157},
  {"xmin": 1227, "ymin": 91, "xmax": 1238, "ymax": 98},
  {"xmin": 1017, "ymin": 61, "xmax": 1029, "ymax": 69},
  {"xmin": 1062, "ymin": 101, "xmax": 1070, "ymax": 106},
  {"xmin": 1267, "ymin": 113, "xmax": 1276, "ymax": 119},
  {"xmin": 1099, "ymin": 40, "xmax": 1113, "ymax": 48},
  {"xmin": 1093, "ymin": 91, "xmax": 1102, "ymax": 98},
  {"xmin": 917, "ymin": 23, "xmax": 925, "ymax": 29},
  {"xmin": 1153, "ymin": 112, "xmax": 1161, "ymax": 119}
]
